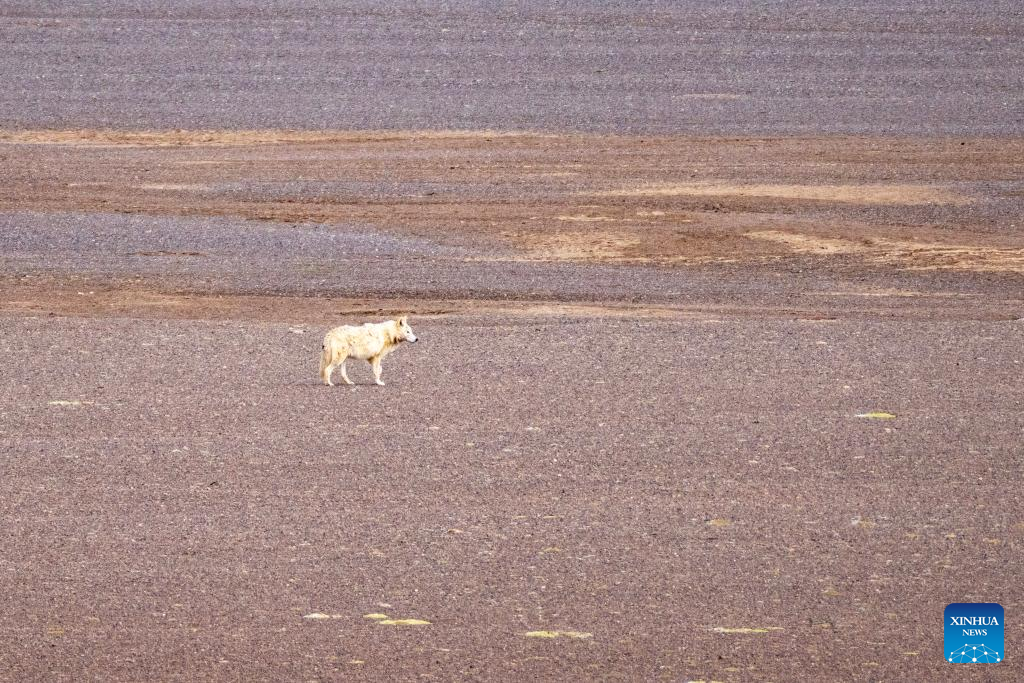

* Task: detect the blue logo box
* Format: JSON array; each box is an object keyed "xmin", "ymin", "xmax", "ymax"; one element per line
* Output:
[{"xmin": 945, "ymin": 603, "xmax": 1004, "ymax": 663}]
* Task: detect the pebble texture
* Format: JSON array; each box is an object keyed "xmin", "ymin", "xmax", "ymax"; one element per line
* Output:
[{"xmin": 1, "ymin": 1, "xmax": 1021, "ymax": 134}]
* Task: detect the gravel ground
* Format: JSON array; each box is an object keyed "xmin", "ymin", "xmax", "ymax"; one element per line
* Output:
[
  {"xmin": 1, "ymin": 1, "xmax": 1022, "ymax": 134},
  {"xmin": 1, "ymin": 314, "xmax": 1021, "ymax": 681},
  {"xmin": 2, "ymin": 210, "xmax": 1021, "ymax": 324}
]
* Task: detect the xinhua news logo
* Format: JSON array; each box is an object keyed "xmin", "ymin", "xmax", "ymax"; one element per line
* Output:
[{"xmin": 945, "ymin": 603, "xmax": 1004, "ymax": 663}]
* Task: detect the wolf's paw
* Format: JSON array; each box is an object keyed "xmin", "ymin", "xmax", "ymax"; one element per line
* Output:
[{"xmin": 375, "ymin": 380, "xmax": 386, "ymax": 387}]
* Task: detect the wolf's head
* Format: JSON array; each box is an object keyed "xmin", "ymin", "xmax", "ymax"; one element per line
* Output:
[{"xmin": 395, "ymin": 315, "xmax": 418, "ymax": 343}]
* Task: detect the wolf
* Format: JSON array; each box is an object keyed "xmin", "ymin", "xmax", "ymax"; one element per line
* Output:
[{"xmin": 319, "ymin": 316, "xmax": 418, "ymax": 386}]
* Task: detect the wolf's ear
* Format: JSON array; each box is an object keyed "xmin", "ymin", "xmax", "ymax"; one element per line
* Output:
[{"xmin": 398, "ymin": 315, "xmax": 408, "ymax": 325}]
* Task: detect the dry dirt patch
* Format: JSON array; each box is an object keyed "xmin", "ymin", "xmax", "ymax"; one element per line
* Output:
[
  {"xmin": 747, "ymin": 230, "xmax": 1024, "ymax": 272},
  {"xmin": 593, "ymin": 183, "xmax": 969, "ymax": 205},
  {"xmin": 0, "ymin": 129, "xmax": 1021, "ymax": 269},
  {"xmin": 518, "ymin": 231, "xmax": 643, "ymax": 261},
  {"xmin": 0, "ymin": 282, "xmax": 691, "ymax": 322}
]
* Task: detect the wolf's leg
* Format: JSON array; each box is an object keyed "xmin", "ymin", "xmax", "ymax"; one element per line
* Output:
[
  {"xmin": 320, "ymin": 344, "xmax": 333, "ymax": 385},
  {"xmin": 339, "ymin": 358, "xmax": 354, "ymax": 385},
  {"xmin": 370, "ymin": 356, "xmax": 385, "ymax": 386}
]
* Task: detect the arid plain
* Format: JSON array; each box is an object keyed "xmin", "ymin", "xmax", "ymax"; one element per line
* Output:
[{"xmin": 2, "ymin": 3, "xmax": 1022, "ymax": 681}]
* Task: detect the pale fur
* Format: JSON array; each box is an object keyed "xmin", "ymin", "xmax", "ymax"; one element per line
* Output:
[{"xmin": 320, "ymin": 316, "xmax": 418, "ymax": 386}]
